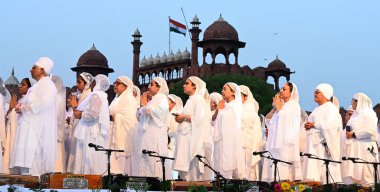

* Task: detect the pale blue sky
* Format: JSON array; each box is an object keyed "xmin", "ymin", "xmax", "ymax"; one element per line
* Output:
[{"xmin": 1, "ymin": 0, "xmax": 379, "ymax": 111}]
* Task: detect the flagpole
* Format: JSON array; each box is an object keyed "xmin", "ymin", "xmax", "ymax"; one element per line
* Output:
[
  {"xmin": 168, "ymin": 16, "xmax": 171, "ymax": 54},
  {"xmin": 181, "ymin": 7, "xmax": 192, "ymax": 40}
]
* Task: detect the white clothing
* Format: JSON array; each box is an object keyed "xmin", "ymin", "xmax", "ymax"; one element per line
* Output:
[
  {"xmin": 10, "ymin": 76, "xmax": 57, "ymax": 176},
  {"xmin": 343, "ymin": 93, "xmax": 378, "ymax": 186},
  {"xmin": 109, "ymin": 84, "xmax": 138, "ymax": 175},
  {"xmin": 135, "ymin": 93, "xmax": 170, "ymax": 179},
  {"xmin": 303, "ymin": 102, "xmax": 343, "ymax": 184},
  {"xmin": 73, "ymin": 92, "xmax": 109, "ymax": 174}
]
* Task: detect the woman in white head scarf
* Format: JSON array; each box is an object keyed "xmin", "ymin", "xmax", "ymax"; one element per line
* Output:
[
  {"xmin": 239, "ymin": 85, "xmax": 262, "ymax": 181},
  {"xmin": 262, "ymin": 82, "xmax": 302, "ymax": 182},
  {"xmin": 213, "ymin": 82, "xmax": 246, "ymax": 179},
  {"xmin": 133, "ymin": 86, "xmax": 141, "ymax": 108},
  {"xmin": 0, "ymin": 77, "xmax": 10, "ymax": 172},
  {"xmin": 71, "ymin": 73, "xmax": 110, "ymax": 174},
  {"xmin": 172, "ymin": 76, "xmax": 210, "ymax": 181},
  {"xmin": 50, "ymin": 75, "xmax": 67, "ymax": 172},
  {"xmin": 166, "ymin": 94, "xmax": 183, "ymax": 179},
  {"xmin": 343, "ymin": 93, "xmax": 378, "ymax": 186},
  {"xmin": 108, "ymin": 76, "xmax": 138, "ymax": 175},
  {"xmin": 135, "ymin": 76, "xmax": 170, "ymax": 179}
]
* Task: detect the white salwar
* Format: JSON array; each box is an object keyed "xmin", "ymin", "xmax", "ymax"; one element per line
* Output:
[
  {"xmin": 343, "ymin": 93, "xmax": 379, "ymax": 186},
  {"xmin": 135, "ymin": 77, "xmax": 170, "ymax": 179},
  {"xmin": 213, "ymin": 83, "xmax": 246, "ymax": 180},
  {"xmin": 262, "ymin": 83, "xmax": 302, "ymax": 182},
  {"xmin": 303, "ymin": 102, "xmax": 343, "ymax": 183},
  {"xmin": 109, "ymin": 76, "xmax": 138, "ymax": 175},
  {"xmin": 73, "ymin": 91, "xmax": 109, "ymax": 174},
  {"xmin": 10, "ymin": 76, "xmax": 57, "ymax": 176},
  {"xmin": 173, "ymin": 76, "xmax": 209, "ymax": 181},
  {"xmin": 239, "ymin": 85, "xmax": 262, "ymax": 181}
]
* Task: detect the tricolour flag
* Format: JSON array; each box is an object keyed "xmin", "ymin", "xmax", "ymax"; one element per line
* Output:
[{"xmin": 169, "ymin": 18, "xmax": 186, "ymax": 36}]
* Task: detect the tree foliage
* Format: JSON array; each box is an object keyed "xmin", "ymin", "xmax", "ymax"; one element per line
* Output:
[{"xmin": 170, "ymin": 74, "xmax": 276, "ymax": 115}]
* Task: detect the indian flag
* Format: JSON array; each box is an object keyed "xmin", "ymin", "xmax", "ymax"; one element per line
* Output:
[{"xmin": 169, "ymin": 18, "xmax": 187, "ymax": 36}]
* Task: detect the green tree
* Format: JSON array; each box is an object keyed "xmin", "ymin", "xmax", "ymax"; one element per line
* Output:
[{"xmin": 170, "ymin": 74, "xmax": 275, "ymax": 115}]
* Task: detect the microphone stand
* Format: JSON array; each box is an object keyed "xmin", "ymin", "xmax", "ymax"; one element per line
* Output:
[
  {"xmin": 145, "ymin": 153, "xmax": 174, "ymax": 185},
  {"xmin": 92, "ymin": 146, "xmax": 124, "ymax": 185},
  {"xmin": 196, "ymin": 156, "xmax": 226, "ymax": 192},
  {"xmin": 301, "ymin": 153, "xmax": 341, "ymax": 187},
  {"xmin": 259, "ymin": 154, "xmax": 292, "ymax": 186},
  {"xmin": 342, "ymin": 158, "xmax": 380, "ymax": 191}
]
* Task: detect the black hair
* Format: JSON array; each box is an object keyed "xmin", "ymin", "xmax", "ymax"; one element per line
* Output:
[
  {"xmin": 22, "ymin": 78, "xmax": 32, "ymax": 88},
  {"xmin": 286, "ymin": 82, "xmax": 293, "ymax": 92}
]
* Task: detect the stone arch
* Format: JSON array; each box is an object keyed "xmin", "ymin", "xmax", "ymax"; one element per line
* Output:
[
  {"xmin": 138, "ymin": 74, "xmax": 144, "ymax": 85},
  {"xmin": 144, "ymin": 73, "xmax": 150, "ymax": 84}
]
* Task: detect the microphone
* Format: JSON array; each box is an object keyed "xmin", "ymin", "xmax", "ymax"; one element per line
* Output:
[
  {"xmin": 88, "ymin": 143, "xmax": 103, "ymax": 149},
  {"xmin": 195, "ymin": 154, "xmax": 205, "ymax": 159},
  {"xmin": 342, "ymin": 157, "xmax": 359, "ymax": 161},
  {"xmin": 142, "ymin": 149, "xmax": 156, "ymax": 155},
  {"xmin": 368, "ymin": 146, "xmax": 375, "ymax": 155},
  {"xmin": 300, "ymin": 152, "xmax": 313, "ymax": 157},
  {"xmin": 253, "ymin": 151, "xmax": 268, "ymax": 156}
]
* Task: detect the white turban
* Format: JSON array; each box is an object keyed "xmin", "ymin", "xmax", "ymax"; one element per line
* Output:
[
  {"xmin": 35, "ymin": 57, "xmax": 54, "ymax": 74},
  {"xmin": 316, "ymin": 83, "xmax": 333, "ymax": 100}
]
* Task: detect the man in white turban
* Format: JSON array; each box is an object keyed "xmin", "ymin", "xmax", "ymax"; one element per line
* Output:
[
  {"xmin": 11, "ymin": 57, "xmax": 57, "ymax": 176},
  {"xmin": 172, "ymin": 76, "xmax": 209, "ymax": 181},
  {"xmin": 135, "ymin": 77, "xmax": 171, "ymax": 179},
  {"xmin": 303, "ymin": 83, "xmax": 342, "ymax": 184}
]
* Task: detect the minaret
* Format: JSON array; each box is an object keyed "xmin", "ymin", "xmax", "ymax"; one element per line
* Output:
[
  {"xmin": 131, "ymin": 28, "xmax": 143, "ymax": 84},
  {"xmin": 189, "ymin": 15, "xmax": 201, "ymax": 76}
]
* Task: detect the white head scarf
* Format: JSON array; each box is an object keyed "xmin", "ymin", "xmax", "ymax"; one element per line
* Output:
[
  {"xmin": 94, "ymin": 74, "xmax": 111, "ymax": 92},
  {"xmin": 209, "ymin": 92, "xmax": 223, "ymax": 105},
  {"xmin": 188, "ymin": 76, "xmax": 207, "ymax": 97},
  {"xmin": 239, "ymin": 85, "xmax": 259, "ymax": 113},
  {"xmin": 288, "ymin": 82, "xmax": 299, "ymax": 102},
  {"xmin": 35, "ymin": 57, "xmax": 54, "ymax": 74},
  {"xmin": 50, "ymin": 75, "xmax": 66, "ymax": 93},
  {"xmin": 117, "ymin": 76, "xmax": 133, "ymax": 96},
  {"xmin": 225, "ymin": 82, "xmax": 242, "ymax": 104},
  {"xmin": 316, "ymin": 83, "xmax": 333, "ymax": 100},
  {"xmin": 331, "ymin": 96, "xmax": 340, "ymax": 109},
  {"xmin": 79, "ymin": 72, "xmax": 94, "ymax": 90},
  {"xmin": 153, "ymin": 77, "xmax": 169, "ymax": 95},
  {"xmin": 353, "ymin": 93, "xmax": 375, "ymax": 114},
  {"xmin": 132, "ymin": 85, "xmax": 141, "ymax": 108},
  {"xmin": 0, "ymin": 77, "xmax": 11, "ymax": 104},
  {"xmin": 167, "ymin": 94, "xmax": 183, "ymax": 114}
]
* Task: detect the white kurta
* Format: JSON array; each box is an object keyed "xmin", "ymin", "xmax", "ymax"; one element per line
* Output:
[
  {"xmin": 241, "ymin": 102, "xmax": 262, "ymax": 181},
  {"xmin": 135, "ymin": 93, "xmax": 170, "ymax": 179},
  {"xmin": 10, "ymin": 76, "xmax": 57, "ymax": 176},
  {"xmin": 73, "ymin": 92, "xmax": 109, "ymax": 174},
  {"xmin": 109, "ymin": 90, "xmax": 138, "ymax": 175},
  {"xmin": 172, "ymin": 94, "xmax": 208, "ymax": 181},
  {"xmin": 262, "ymin": 100, "xmax": 302, "ymax": 182},
  {"xmin": 303, "ymin": 102, "xmax": 342, "ymax": 184},
  {"xmin": 343, "ymin": 110, "xmax": 378, "ymax": 186},
  {"xmin": 213, "ymin": 99, "xmax": 246, "ymax": 179}
]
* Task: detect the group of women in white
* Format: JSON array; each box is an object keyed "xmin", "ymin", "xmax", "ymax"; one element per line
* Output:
[{"xmin": 0, "ymin": 57, "xmax": 379, "ymax": 187}]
